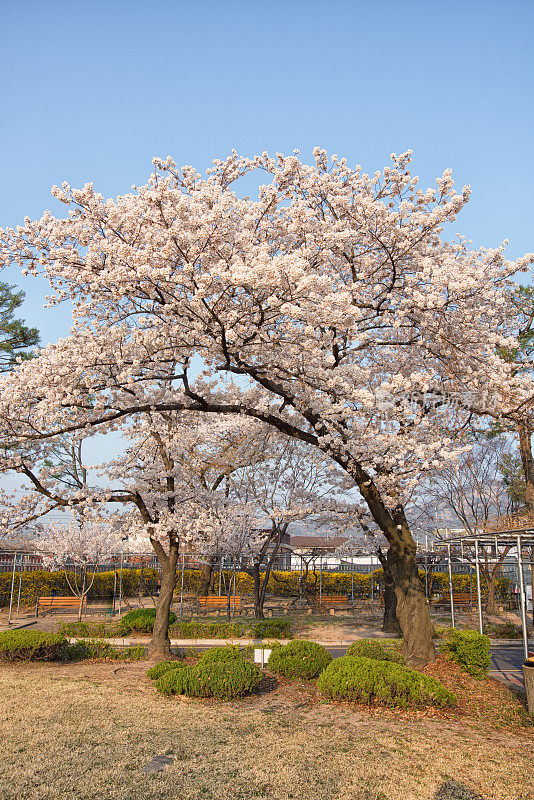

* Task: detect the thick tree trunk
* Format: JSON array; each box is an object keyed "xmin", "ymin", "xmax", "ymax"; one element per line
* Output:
[
  {"xmin": 485, "ymin": 573, "xmax": 497, "ymax": 614},
  {"xmin": 251, "ymin": 563, "xmax": 264, "ymax": 619},
  {"xmin": 390, "ymin": 542, "xmax": 435, "ymax": 667},
  {"xmin": 377, "ymin": 548, "xmax": 401, "ymax": 635},
  {"xmin": 198, "ymin": 557, "xmax": 215, "ymax": 596},
  {"xmin": 519, "ymin": 422, "xmax": 534, "ymax": 514},
  {"xmin": 343, "ymin": 460, "xmax": 435, "ymax": 666},
  {"xmin": 148, "ymin": 540, "xmax": 179, "ymax": 660}
]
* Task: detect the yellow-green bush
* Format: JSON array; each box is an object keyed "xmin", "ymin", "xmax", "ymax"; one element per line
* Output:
[
  {"xmin": 0, "ymin": 568, "xmax": 158, "ymax": 607},
  {"xmin": 178, "ymin": 568, "xmax": 510, "ymax": 600}
]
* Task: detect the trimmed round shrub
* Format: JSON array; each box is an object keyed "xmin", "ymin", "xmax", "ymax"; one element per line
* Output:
[
  {"xmin": 347, "ymin": 638, "xmax": 405, "ymax": 665},
  {"xmin": 119, "ymin": 608, "xmax": 177, "ymax": 634},
  {"xmin": 267, "ymin": 640, "xmax": 332, "ymax": 679},
  {"xmin": 198, "ymin": 645, "xmax": 244, "ymax": 665},
  {"xmin": 317, "ymin": 655, "xmax": 456, "ymax": 708},
  {"xmin": 155, "ymin": 659, "xmax": 262, "ymax": 700},
  {"xmin": 0, "ymin": 630, "xmax": 67, "ymax": 662},
  {"xmin": 155, "ymin": 666, "xmax": 191, "ymax": 696},
  {"xmin": 443, "ymin": 629, "xmax": 491, "ymax": 677},
  {"xmin": 146, "ymin": 660, "xmax": 183, "ymax": 680}
]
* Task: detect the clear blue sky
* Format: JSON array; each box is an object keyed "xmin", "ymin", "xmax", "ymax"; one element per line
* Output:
[{"xmin": 1, "ymin": 0, "xmax": 532, "ymax": 344}]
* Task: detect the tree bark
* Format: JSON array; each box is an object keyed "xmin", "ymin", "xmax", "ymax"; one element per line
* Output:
[
  {"xmin": 390, "ymin": 540, "xmax": 435, "ymax": 668},
  {"xmin": 148, "ymin": 537, "xmax": 179, "ymax": 659},
  {"xmin": 240, "ymin": 524, "xmax": 287, "ymax": 620},
  {"xmin": 519, "ymin": 422, "xmax": 534, "ymax": 514},
  {"xmin": 377, "ymin": 548, "xmax": 401, "ymax": 635},
  {"xmin": 346, "ymin": 460, "xmax": 435, "ymax": 666},
  {"xmin": 251, "ymin": 563, "xmax": 264, "ymax": 619},
  {"xmin": 485, "ymin": 570, "xmax": 497, "ymax": 614},
  {"xmin": 198, "ymin": 557, "xmax": 215, "ymax": 596}
]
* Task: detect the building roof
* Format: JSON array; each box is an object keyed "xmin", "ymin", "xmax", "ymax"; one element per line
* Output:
[{"xmin": 286, "ymin": 535, "xmax": 348, "ymax": 551}]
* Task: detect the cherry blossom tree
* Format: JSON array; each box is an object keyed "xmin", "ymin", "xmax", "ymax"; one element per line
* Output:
[
  {"xmin": 1, "ymin": 149, "xmax": 532, "ymax": 665},
  {"xmin": 0, "ymin": 411, "xmax": 270, "ymax": 656},
  {"xmin": 229, "ymin": 430, "xmax": 348, "ymax": 618},
  {"xmin": 42, "ymin": 519, "xmax": 122, "ymax": 621}
]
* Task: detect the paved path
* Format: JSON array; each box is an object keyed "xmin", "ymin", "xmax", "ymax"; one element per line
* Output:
[{"xmin": 489, "ymin": 645, "xmax": 528, "ymax": 689}]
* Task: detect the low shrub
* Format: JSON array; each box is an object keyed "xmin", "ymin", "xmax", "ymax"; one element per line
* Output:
[
  {"xmin": 147, "ymin": 660, "xmax": 183, "ymax": 680},
  {"xmin": 443, "ymin": 629, "xmax": 491, "ymax": 677},
  {"xmin": 317, "ymin": 655, "xmax": 457, "ymax": 708},
  {"xmin": 155, "ymin": 666, "xmax": 191, "ymax": 696},
  {"xmin": 198, "ymin": 645, "xmax": 244, "ymax": 664},
  {"xmin": 59, "ymin": 621, "xmax": 117, "ymax": 638},
  {"xmin": 65, "ymin": 638, "xmax": 111, "ymax": 660},
  {"xmin": 119, "ymin": 608, "xmax": 177, "ymax": 634},
  {"xmin": 251, "ymin": 618, "xmax": 292, "ymax": 639},
  {"xmin": 156, "ymin": 659, "xmax": 262, "ymax": 699},
  {"xmin": 0, "ymin": 630, "xmax": 67, "ymax": 662},
  {"xmin": 485, "ymin": 621, "xmax": 521, "ymax": 639},
  {"xmin": 123, "ymin": 644, "xmax": 147, "ymax": 660},
  {"xmin": 267, "ymin": 640, "xmax": 332, "ymax": 679},
  {"xmin": 66, "ymin": 639, "xmax": 147, "ymax": 661},
  {"xmin": 346, "ymin": 639, "xmax": 405, "ymax": 665},
  {"xmin": 169, "ymin": 620, "xmax": 246, "ymax": 638}
]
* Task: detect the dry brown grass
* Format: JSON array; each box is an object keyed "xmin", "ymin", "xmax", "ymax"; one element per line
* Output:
[{"xmin": 0, "ymin": 660, "xmax": 532, "ymax": 800}]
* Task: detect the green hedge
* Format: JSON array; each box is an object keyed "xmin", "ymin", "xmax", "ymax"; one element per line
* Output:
[
  {"xmin": 443, "ymin": 629, "xmax": 491, "ymax": 677},
  {"xmin": 0, "ymin": 630, "xmax": 67, "ymax": 661},
  {"xmin": 155, "ymin": 658, "xmax": 262, "ymax": 700},
  {"xmin": 119, "ymin": 608, "xmax": 177, "ymax": 635},
  {"xmin": 169, "ymin": 620, "xmax": 246, "ymax": 638},
  {"xmin": 0, "ymin": 568, "xmax": 158, "ymax": 607},
  {"xmin": 317, "ymin": 655, "xmax": 457, "ymax": 708},
  {"xmin": 346, "ymin": 639, "xmax": 405, "ymax": 664},
  {"xmin": 251, "ymin": 618, "xmax": 292, "ymax": 639},
  {"xmin": 65, "ymin": 639, "xmax": 146, "ymax": 661},
  {"xmin": 198, "ymin": 645, "xmax": 244, "ymax": 664},
  {"xmin": 146, "ymin": 660, "xmax": 184, "ymax": 680},
  {"xmin": 267, "ymin": 640, "xmax": 332, "ymax": 679}
]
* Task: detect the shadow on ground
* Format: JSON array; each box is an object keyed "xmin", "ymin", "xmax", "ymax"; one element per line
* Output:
[{"xmin": 434, "ymin": 780, "xmax": 486, "ymax": 800}]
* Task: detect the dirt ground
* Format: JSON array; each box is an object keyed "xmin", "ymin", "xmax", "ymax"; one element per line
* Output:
[{"xmin": 0, "ymin": 659, "xmax": 532, "ymax": 800}]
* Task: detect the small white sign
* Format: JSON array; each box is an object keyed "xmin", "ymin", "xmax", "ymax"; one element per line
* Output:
[{"xmin": 254, "ymin": 648, "xmax": 272, "ymax": 667}]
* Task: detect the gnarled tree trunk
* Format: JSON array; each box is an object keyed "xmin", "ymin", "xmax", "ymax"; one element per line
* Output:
[
  {"xmin": 198, "ymin": 556, "xmax": 216, "ymax": 596},
  {"xmin": 346, "ymin": 458, "xmax": 435, "ymax": 667},
  {"xmin": 148, "ymin": 536, "xmax": 179, "ymax": 659},
  {"xmin": 377, "ymin": 547, "xmax": 401, "ymax": 636}
]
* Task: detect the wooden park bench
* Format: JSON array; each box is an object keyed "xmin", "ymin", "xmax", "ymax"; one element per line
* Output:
[
  {"xmin": 35, "ymin": 596, "xmax": 87, "ymax": 618},
  {"xmin": 431, "ymin": 592, "xmax": 475, "ymax": 609},
  {"xmin": 197, "ymin": 595, "xmax": 243, "ymax": 612},
  {"xmin": 313, "ymin": 595, "xmax": 354, "ymax": 610}
]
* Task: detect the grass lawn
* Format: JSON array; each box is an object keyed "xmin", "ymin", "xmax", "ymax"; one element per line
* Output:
[{"xmin": 0, "ymin": 658, "xmax": 532, "ymax": 800}]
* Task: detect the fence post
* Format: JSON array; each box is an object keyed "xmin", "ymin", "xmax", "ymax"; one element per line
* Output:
[
  {"xmin": 8, "ymin": 553, "xmax": 18, "ymax": 625},
  {"xmin": 516, "ymin": 535, "xmax": 529, "ymax": 662},
  {"xmin": 179, "ymin": 554, "xmax": 185, "ymax": 619},
  {"xmin": 474, "ymin": 540, "xmax": 483, "ymax": 634},
  {"xmin": 447, "ymin": 544, "xmax": 455, "ymax": 629},
  {"xmin": 16, "ymin": 554, "xmax": 25, "ymax": 614}
]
